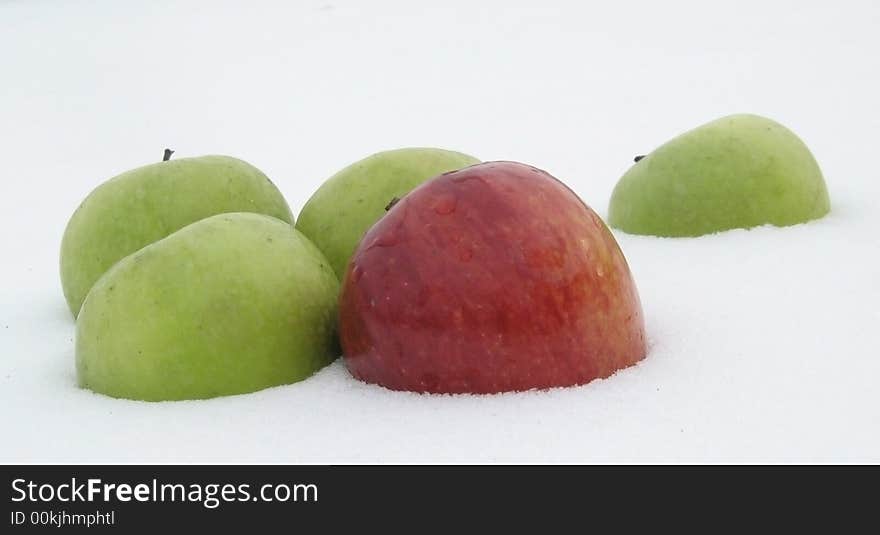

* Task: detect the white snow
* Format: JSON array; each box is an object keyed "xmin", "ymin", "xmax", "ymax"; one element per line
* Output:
[{"xmin": 1, "ymin": 0, "xmax": 878, "ymax": 463}]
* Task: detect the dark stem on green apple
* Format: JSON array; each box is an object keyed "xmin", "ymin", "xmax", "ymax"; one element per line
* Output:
[
  {"xmin": 163, "ymin": 149, "xmax": 175, "ymax": 161},
  {"xmin": 385, "ymin": 197, "xmax": 400, "ymax": 211},
  {"xmin": 633, "ymin": 155, "xmax": 645, "ymax": 162}
]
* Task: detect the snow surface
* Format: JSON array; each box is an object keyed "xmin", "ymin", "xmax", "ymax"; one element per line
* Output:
[{"xmin": 1, "ymin": 0, "xmax": 878, "ymax": 463}]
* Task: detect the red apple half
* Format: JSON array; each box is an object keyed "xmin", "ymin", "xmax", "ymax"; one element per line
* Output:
[{"xmin": 339, "ymin": 161, "xmax": 646, "ymax": 394}]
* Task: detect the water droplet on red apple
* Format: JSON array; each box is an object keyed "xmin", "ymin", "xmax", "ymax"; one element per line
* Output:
[
  {"xmin": 351, "ymin": 264, "xmax": 364, "ymax": 282},
  {"xmin": 367, "ymin": 229, "xmax": 400, "ymax": 248},
  {"xmin": 432, "ymin": 193, "xmax": 457, "ymax": 215}
]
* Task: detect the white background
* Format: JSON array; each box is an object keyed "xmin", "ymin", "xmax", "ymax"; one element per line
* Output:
[{"xmin": 1, "ymin": 0, "xmax": 878, "ymax": 462}]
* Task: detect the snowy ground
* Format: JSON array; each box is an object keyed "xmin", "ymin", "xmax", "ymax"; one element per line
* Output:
[{"xmin": 1, "ymin": 0, "xmax": 878, "ymax": 463}]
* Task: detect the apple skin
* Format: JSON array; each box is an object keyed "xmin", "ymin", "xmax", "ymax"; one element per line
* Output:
[
  {"xmin": 76, "ymin": 213, "xmax": 338, "ymax": 401},
  {"xmin": 608, "ymin": 114, "xmax": 830, "ymax": 237},
  {"xmin": 296, "ymin": 147, "xmax": 479, "ymax": 279},
  {"xmin": 61, "ymin": 155, "xmax": 293, "ymax": 318},
  {"xmin": 339, "ymin": 161, "xmax": 647, "ymax": 394}
]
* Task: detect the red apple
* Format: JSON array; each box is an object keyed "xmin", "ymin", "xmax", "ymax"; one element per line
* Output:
[{"xmin": 339, "ymin": 161, "xmax": 646, "ymax": 394}]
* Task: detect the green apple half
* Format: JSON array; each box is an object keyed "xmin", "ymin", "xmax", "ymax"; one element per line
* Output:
[
  {"xmin": 296, "ymin": 147, "xmax": 479, "ymax": 278},
  {"xmin": 608, "ymin": 114, "xmax": 830, "ymax": 237},
  {"xmin": 61, "ymin": 154, "xmax": 293, "ymax": 317},
  {"xmin": 76, "ymin": 212, "xmax": 339, "ymax": 401}
]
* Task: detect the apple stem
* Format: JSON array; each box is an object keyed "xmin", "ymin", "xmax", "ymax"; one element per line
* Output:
[
  {"xmin": 385, "ymin": 197, "xmax": 400, "ymax": 211},
  {"xmin": 633, "ymin": 155, "xmax": 645, "ymax": 162},
  {"xmin": 163, "ymin": 149, "xmax": 175, "ymax": 162}
]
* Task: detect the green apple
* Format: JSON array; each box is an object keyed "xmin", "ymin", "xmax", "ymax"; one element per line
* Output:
[
  {"xmin": 296, "ymin": 147, "xmax": 479, "ymax": 278},
  {"xmin": 608, "ymin": 114, "xmax": 830, "ymax": 236},
  {"xmin": 76, "ymin": 212, "xmax": 339, "ymax": 401},
  {"xmin": 61, "ymin": 154, "xmax": 293, "ymax": 317}
]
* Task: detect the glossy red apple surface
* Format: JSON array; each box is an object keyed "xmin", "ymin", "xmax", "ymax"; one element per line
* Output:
[{"xmin": 339, "ymin": 161, "xmax": 646, "ymax": 394}]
